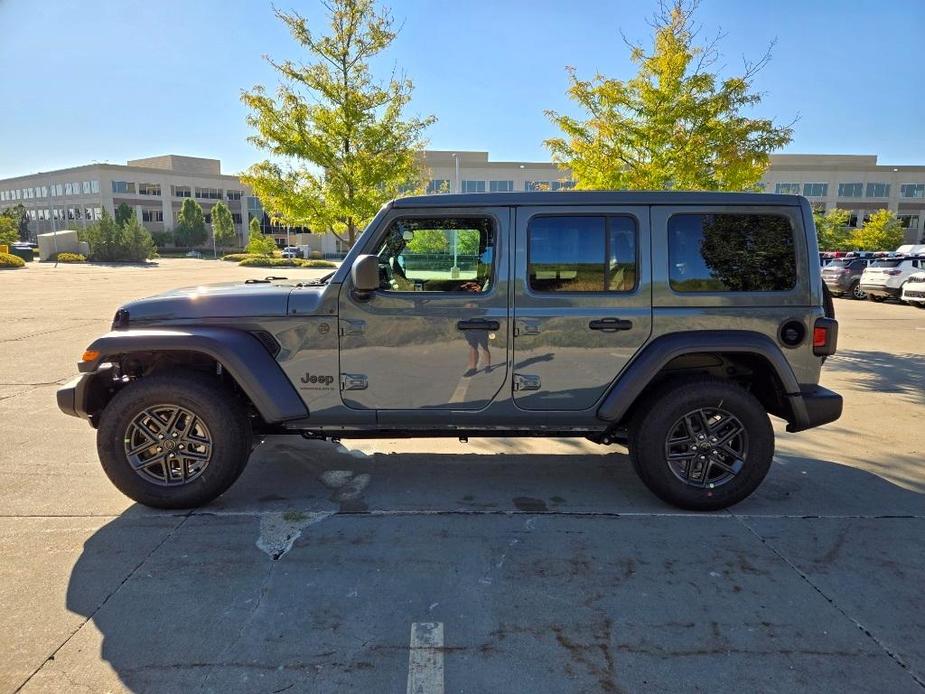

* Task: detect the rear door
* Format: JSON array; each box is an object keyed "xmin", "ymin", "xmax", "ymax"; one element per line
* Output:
[{"xmin": 512, "ymin": 206, "xmax": 652, "ymax": 410}]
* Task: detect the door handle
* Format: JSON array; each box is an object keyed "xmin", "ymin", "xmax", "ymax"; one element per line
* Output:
[
  {"xmin": 589, "ymin": 318, "xmax": 633, "ymax": 332},
  {"xmin": 457, "ymin": 319, "xmax": 500, "ymax": 331}
]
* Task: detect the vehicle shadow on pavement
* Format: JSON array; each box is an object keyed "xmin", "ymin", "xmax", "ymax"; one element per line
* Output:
[
  {"xmin": 826, "ymin": 349, "xmax": 925, "ymax": 404},
  {"xmin": 47, "ymin": 441, "xmax": 925, "ymax": 693}
]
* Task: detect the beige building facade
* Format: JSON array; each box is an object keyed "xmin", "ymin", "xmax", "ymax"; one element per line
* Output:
[
  {"xmin": 0, "ymin": 155, "xmax": 264, "ymax": 246},
  {"xmin": 423, "ymin": 151, "xmax": 925, "ymax": 245}
]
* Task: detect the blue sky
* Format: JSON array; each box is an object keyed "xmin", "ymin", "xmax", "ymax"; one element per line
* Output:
[{"xmin": 0, "ymin": 0, "xmax": 923, "ymax": 180}]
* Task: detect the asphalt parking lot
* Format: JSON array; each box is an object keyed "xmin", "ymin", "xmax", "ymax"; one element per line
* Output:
[{"xmin": 1, "ymin": 259, "xmax": 924, "ymax": 693}]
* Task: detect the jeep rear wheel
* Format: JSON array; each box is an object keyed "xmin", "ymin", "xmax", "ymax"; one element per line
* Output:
[
  {"xmin": 629, "ymin": 378, "xmax": 774, "ymax": 511},
  {"xmin": 97, "ymin": 372, "xmax": 252, "ymax": 509}
]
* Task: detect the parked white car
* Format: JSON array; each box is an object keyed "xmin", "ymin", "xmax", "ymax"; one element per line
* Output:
[
  {"xmin": 860, "ymin": 255, "xmax": 925, "ymax": 302},
  {"xmin": 901, "ymin": 271, "xmax": 925, "ymax": 308}
]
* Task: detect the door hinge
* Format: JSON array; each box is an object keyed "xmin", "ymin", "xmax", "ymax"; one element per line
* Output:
[
  {"xmin": 513, "ymin": 373, "xmax": 541, "ymax": 391},
  {"xmin": 340, "ymin": 373, "xmax": 368, "ymax": 391},
  {"xmin": 339, "ymin": 319, "xmax": 366, "ymax": 336}
]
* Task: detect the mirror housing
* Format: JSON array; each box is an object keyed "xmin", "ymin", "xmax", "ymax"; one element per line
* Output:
[{"xmin": 351, "ymin": 254, "xmax": 380, "ymax": 296}]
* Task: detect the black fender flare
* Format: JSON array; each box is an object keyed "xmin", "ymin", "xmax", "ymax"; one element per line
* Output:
[
  {"xmin": 596, "ymin": 330, "xmax": 802, "ymax": 425},
  {"xmin": 78, "ymin": 327, "xmax": 308, "ymax": 423}
]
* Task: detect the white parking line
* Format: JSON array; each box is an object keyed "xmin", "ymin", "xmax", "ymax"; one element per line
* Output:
[
  {"xmin": 407, "ymin": 622, "xmax": 444, "ymax": 694},
  {"xmin": 448, "ymin": 377, "xmax": 470, "ymax": 404}
]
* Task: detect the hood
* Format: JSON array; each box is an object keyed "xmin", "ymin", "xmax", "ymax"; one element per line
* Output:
[{"xmin": 120, "ymin": 280, "xmax": 297, "ymax": 322}]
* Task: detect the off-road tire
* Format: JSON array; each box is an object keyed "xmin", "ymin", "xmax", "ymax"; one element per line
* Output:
[
  {"xmin": 97, "ymin": 372, "xmax": 252, "ymax": 509},
  {"xmin": 628, "ymin": 378, "xmax": 774, "ymax": 511}
]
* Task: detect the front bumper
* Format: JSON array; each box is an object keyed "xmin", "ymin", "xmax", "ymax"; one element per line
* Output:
[
  {"xmin": 902, "ymin": 287, "xmax": 925, "ymax": 302},
  {"xmin": 860, "ymin": 284, "xmax": 901, "ymax": 298},
  {"xmin": 57, "ymin": 367, "xmax": 112, "ymax": 426},
  {"xmin": 785, "ymin": 385, "xmax": 843, "ymax": 433}
]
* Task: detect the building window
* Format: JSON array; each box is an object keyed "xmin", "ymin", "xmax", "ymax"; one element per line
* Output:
[
  {"xmin": 246, "ymin": 196, "xmax": 263, "ymax": 215},
  {"xmin": 64, "ymin": 182, "xmax": 74, "ymax": 196},
  {"xmin": 172, "ymin": 185, "xmax": 191, "ymax": 198},
  {"xmin": 898, "ymin": 214, "xmax": 920, "ymax": 230},
  {"xmin": 426, "ymin": 179, "xmax": 450, "ymax": 194},
  {"xmin": 837, "ymin": 183, "xmax": 862, "ymax": 198},
  {"xmin": 551, "ymin": 181, "xmax": 576, "ymax": 191},
  {"xmin": 489, "ymin": 180, "xmax": 513, "ymax": 193},
  {"xmin": 52, "ymin": 183, "xmax": 63, "ymax": 197},
  {"xmin": 668, "ymin": 213, "xmax": 796, "ymax": 292},
  {"xmin": 91, "ymin": 180, "xmax": 99, "ymax": 194},
  {"xmin": 231, "ymin": 212, "xmax": 242, "ymax": 224},
  {"xmin": 139, "ymin": 183, "xmax": 161, "ymax": 196},
  {"xmin": 525, "ymin": 181, "xmax": 551, "ymax": 191},
  {"xmin": 226, "ymin": 190, "xmax": 242, "ymax": 201},
  {"xmin": 774, "ymin": 183, "xmax": 801, "ymax": 195},
  {"xmin": 802, "ymin": 183, "xmax": 828, "ymax": 197},
  {"xmin": 142, "ymin": 209, "xmax": 164, "ymax": 222},
  {"xmin": 112, "ymin": 181, "xmax": 136, "ymax": 194},
  {"xmin": 900, "ymin": 184, "xmax": 925, "ymax": 199},
  {"xmin": 195, "ymin": 187, "xmax": 223, "ymax": 200},
  {"xmin": 865, "ymin": 183, "xmax": 890, "ymax": 197},
  {"xmin": 81, "ymin": 181, "xmax": 91, "ymax": 194},
  {"xmin": 461, "ymin": 180, "xmax": 486, "ymax": 193},
  {"xmin": 528, "ymin": 216, "xmax": 637, "ymax": 293}
]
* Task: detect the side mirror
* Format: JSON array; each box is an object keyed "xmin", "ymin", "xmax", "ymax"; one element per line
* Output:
[{"xmin": 351, "ymin": 254, "xmax": 380, "ymax": 296}]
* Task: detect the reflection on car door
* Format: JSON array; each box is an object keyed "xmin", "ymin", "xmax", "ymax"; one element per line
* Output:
[{"xmin": 338, "ymin": 208, "xmax": 510, "ymax": 410}]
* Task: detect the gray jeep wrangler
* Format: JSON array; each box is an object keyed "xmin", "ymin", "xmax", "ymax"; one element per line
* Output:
[{"xmin": 58, "ymin": 191, "xmax": 842, "ymax": 511}]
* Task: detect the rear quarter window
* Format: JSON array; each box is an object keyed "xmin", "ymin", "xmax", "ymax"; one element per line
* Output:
[{"xmin": 668, "ymin": 213, "xmax": 797, "ymax": 292}]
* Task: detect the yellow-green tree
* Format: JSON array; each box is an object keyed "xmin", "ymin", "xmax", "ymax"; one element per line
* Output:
[
  {"xmin": 813, "ymin": 208, "xmax": 851, "ymax": 251},
  {"xmin": 545, "ymin": 1, "xmax": 792, "ymax": 191},
  {"xmin": 242, "ymin": 0, "xmax": 435, "ymax": 247},
  {"xmin": 850, "ymin": 210, "xmax": 905, "ymax": 252},
  {"xmin": 246, "ymin": 218, "xmax": 276, "ymax": 256}
]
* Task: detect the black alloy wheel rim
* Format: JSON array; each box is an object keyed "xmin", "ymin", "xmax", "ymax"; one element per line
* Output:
[
  {"xmin": 664, "ymin": 407, "xmax": 748, "ymax": 488},
  {"xmin": 123, "ymin": 404, "xmax": 213, "ymax": 486}
]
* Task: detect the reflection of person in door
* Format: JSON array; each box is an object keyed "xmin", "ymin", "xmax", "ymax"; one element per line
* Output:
[{"xmin": 460, "ymin": 249, "xmax": 491, "ymax": 378}]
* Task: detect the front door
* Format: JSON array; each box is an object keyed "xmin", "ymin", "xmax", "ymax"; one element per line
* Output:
[
  {"xmin": 512, "ymin": 206, "xmax": 652, "ymax": 410},
  {"xmin": 338, "ymin": 208, "xmax": 510, "ymax": 410}
]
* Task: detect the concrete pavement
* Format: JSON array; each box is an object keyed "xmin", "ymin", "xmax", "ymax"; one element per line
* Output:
[{"xmin": 1, "ymin": 259, "xmax": 923, "ymax": 693}]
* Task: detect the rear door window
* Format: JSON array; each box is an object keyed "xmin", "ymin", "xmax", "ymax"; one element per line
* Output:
[
  {"xmin": 668, "ymin": 213, "xmax": 797, "ymax": 292},
  {"xmin": 528, "ymin": 215, "xmax": 637, "ymax": 292}
]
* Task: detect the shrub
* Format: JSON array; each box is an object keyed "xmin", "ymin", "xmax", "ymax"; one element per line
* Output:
[
  {"xmin": 0, "ymin": 252, "xmax": 25, "ymax": 268},
  {"xmin": 245, "ymin": 228, "xmax": 277, "ymax": 256},
  {"xmin": 221, "ymin": 253, "xmax": 259, "ymax": 262},
  {"xmin": 150, "ymin": 230, "xmax": 174, "ymax": 248},
  {"xmin": 297, "ymin": 259, "xmax": 337, "ymax": 268},
  {"xmin": 82, "ymin": 209, "xmax": 155, "ymax": 262},
  {"xmin": 238, "ymin": 256, "xmax": 299, "ymax": 267},
  {"xmin": 51, "ymin": 252, "xmax": 87, "ymax": 263},
  {"xmin": 309, "ymin": 250, "xmax": 323, "ymax": 259}
]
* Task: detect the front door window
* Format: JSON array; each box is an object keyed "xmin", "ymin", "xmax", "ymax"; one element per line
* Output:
[{"xmin": 373, "ymin": 217, "xmax": 495, "ymax": 293}]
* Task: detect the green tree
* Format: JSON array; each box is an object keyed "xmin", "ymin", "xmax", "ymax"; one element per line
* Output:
[
  {"xmin": 82, "ymin": 209, "xmax": 125, "ymax": 262},
  {"xmin": 245, "ymin": 218, "xmax": 277, "ymax": 256},
  {"xmin": 174, "ymin": 198, "xmax": 207, "ymax": 248},
  {"xmin": 2, "ymin": 204, "xmax": 29, "ymax": 239},
  {"xmin": 813, "ymin": 208, "xmax": 851, "ymax": 251},
  {"xmin": 210, "ymin": 201, "xmax": 236, "ymax": 253},
  {"xmin": 241, "ymin": 0, "xmax": 436, "ymax": 247},
  {"xmin": 545, "ymin": 1, "xmax": 792, "ymax": 191},
  {"xmin": 121, "ymin": 215, "xmax": 157, "ymax": 262},
  {"xmin": 405, "ymin": 230, "xmax": 448, "ymax": 254},
  {"xmin": 850, "ymin": 209, "xmax": 905, "ymax": 252},
  {"xmin": 0, "ymin": 215, "xmax": 18, "ymax": 246},
  {"xmin": 115, "ymin": 203, "xmax": 134, "ymax": 227}
]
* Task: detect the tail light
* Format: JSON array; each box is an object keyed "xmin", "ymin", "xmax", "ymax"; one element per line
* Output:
[
  {"xmin": 813, "ymin": 318, "xmax": 838, "ymax": 356},
  {"xmin": 884, "ymin": 269, "xmax": 902, "ymax": 276}
]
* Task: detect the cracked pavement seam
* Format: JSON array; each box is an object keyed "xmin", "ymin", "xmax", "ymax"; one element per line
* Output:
[
  {"xmin": 730, "ymin": 512, "xmax": 925, "ymax": 691},
  {"xmin": 12, "ymin": 512, "xmax": 194, "ymax": 694}
]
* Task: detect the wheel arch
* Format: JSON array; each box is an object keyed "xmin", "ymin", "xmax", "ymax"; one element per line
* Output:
[
  {"xmin": 597, "ymin": 331, "xmax": 802, "ymax": 429},
  {"xmin": 76, "ymin": 327, "xmax": 307, "ymax": 424}
]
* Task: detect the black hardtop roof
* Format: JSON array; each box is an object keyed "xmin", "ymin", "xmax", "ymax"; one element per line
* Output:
[{"xmin": 391, "ymin": 190, "xmax": 804, "ymax": 208}]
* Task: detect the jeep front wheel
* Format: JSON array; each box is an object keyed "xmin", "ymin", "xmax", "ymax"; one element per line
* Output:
[
  {"xmin": 97, "ymin": 372, "xmax": 252, "ymax": 509},
  {"xmin": 629, "ymin": 378, "xmax": 774, "ymax": 511}
]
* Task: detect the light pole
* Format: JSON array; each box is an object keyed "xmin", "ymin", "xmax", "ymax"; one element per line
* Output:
[{"xmin": 452, "ymin": 153, "xmax": 461, "ymax": 194}]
